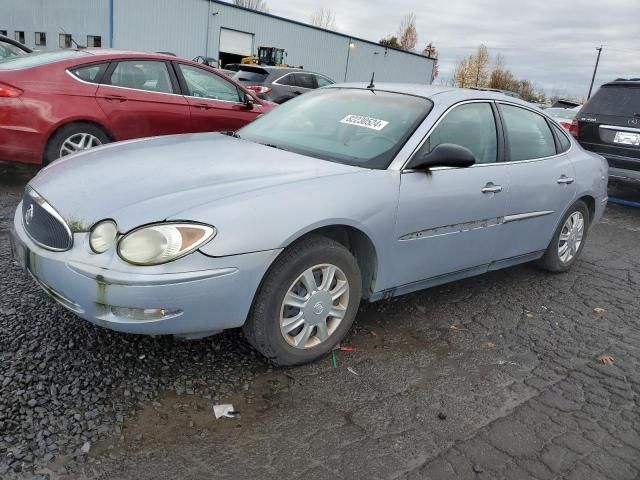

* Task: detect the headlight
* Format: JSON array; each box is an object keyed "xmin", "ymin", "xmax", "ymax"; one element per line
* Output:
[
  {"xmin": 90, "ymin": 220, "xmax": 118, "ymax": 253},
  {"xmin": 117, "ymin": 223, "xmax": 216, "ymax": 266}
]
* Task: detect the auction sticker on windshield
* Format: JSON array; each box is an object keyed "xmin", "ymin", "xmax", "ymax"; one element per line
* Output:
[{"xmin": 340, "ymin": 114, "xmax": 389, "ymax": 131}]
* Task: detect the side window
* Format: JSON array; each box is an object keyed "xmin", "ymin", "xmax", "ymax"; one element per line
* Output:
[
  {"xmin": 177, "ymin": 64, "xmax": 240, "ymax": 102},
  {"xmin": 426, "ymin": 102, "xmax": 498, "ymax": 164},
  {"xmin": 315, "ymin": 75, "xmax": 334, "ymax": 88},
  {"xmin": 69, "ymin": 63, "xmax": 108, "ymax": 84},
  {"xmin": 500, "ymin": 104, "xmax": 556, "ymax": 161},
  {"xmin": 552, "ymin": 124, "xmax": 571, "ymax": 153},
  {"xmin": 109, "ymin": 60, "xmax": 173, "ymax": 93},
  {"xmin": 294, "ymin": 73, "xmax": 315, "ymax": 89},
  {"xmin": 276, "ymin": 73, "xmax": 297, "ymax": 87}
]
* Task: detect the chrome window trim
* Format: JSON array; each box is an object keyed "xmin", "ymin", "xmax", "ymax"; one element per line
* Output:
[
  {"xmin": 95, "ymin": 81, "xmax": 183, "ymax": 97},
  {"xmin": 272, "ymin": 72, "xmax": 312, "ymax": 90},
  {"xmin": 23, "ymin": 186, "xmax": 73, "ymax": 252},
  {"xmin": 183, "ymin": 95, "xmax": 244, "ymax": 105},
  {"xmin": 600, "ymin": 124, "xmax": 640, "ymax": 134},
  {"xmin": 398, "ymin": 99, "xmax": 573, "ymax": 172}
]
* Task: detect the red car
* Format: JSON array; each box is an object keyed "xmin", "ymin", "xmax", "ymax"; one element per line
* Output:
[{"xmin": 0, "ymin": 49, "xmax": 276, "ymax": 165}]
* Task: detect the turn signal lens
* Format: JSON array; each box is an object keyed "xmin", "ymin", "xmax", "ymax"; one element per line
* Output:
[
  {"xmin": 89, "ymin": 220, "xmax": 118, "ymax": 253},
  {"xmin": 118, "ymin": 223, "xmax": 216, "ymax": 266},
  {"xmin": 0, "ymin": 82, "xmax": 23, "ymax": 97}
]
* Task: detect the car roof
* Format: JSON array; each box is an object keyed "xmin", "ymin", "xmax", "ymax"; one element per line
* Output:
[
  {"xmin": 328, "ymin": 83, "xmax": 535, "ymax": 106},
  {"xmin": 78, "ymin": 48, "xmax": 181, "ymax": 61}
]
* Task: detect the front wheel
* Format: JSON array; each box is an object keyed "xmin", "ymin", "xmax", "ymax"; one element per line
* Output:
[
  {"xmin": 243, "ymin": 236, "xmax": 362, "ymax": 366},
  {"xmin": 538, "ymin": 200, "xmax": 590, "ymax": 272}
]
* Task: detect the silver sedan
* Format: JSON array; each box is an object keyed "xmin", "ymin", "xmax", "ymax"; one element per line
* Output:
[{"xmin": 11, "ymin": 84, "xmax": 608, "ymax": 365}]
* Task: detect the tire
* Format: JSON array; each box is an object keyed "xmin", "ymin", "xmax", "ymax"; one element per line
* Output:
[
  {"xmin": 243, "ymin": 235, "xmax": 362, "ymax": 366},
  {"xmin": 44, "ymin": 122, "xmax": 111, "ymax": 165},
  {"xmin": 538, "ymin": 200, "xmax": 590, "ymax": 272}
]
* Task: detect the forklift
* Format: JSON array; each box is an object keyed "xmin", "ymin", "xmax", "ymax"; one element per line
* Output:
[{"xmin": 241, "ymin": 46, "xmax": 287, "ymax": 67}]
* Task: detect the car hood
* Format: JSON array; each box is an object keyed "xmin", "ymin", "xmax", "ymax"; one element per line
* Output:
[{"xmin": 29, "ymin": 133, "xmax": 361, "ymax": 231}]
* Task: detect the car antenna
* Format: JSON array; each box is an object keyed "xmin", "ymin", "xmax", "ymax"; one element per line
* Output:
[
  {"xmin": 367, "ymin": 72, "xmax": 375, "ymax": 89},
  {"xmin": 59, "ymin": 26, "xmax": 85, "ymax": 49}
]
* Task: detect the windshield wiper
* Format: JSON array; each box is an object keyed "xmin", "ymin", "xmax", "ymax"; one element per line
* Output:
[
  {"xmin": 259, "ymin": 142, "xmax": 286, "ymax": 151},
  {"xmin": 221, "ymin": 131, "xmax": 241, "ymax": 138}
]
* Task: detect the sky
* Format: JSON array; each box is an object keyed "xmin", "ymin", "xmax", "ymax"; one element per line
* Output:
[{"xmin": 261, "ymin": 0, "xmax": 640, "ymax": 99}]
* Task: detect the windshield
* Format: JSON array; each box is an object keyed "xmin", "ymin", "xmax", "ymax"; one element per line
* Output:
[
  {"xmin": 545, "ymin": 108, "xmax": 577, "ymax": 120},
  {"xmin": 0, "ymin": 40, "xmax": 27, "ymax": 59},
  {"xmin": 0, "ymin": 50, "xmax": 89, "ymax": 69},
  {"xmin": 237, "ymin": 88, "xmax": 433, "ymax": 169}
]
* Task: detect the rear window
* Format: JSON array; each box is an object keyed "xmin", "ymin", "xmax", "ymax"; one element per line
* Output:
[
  {"xmin": 0, "ymin": 50, "xmax": 89, "ymax": 69},
  {"xmin": 583, "ymin": 86, "xmax": 640, "ymax": 117},
  {"xmin": 233, "ymin": 67, "xmax": 268, "ymax": 83}
]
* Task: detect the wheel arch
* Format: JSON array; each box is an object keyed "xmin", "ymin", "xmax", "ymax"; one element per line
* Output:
[
  {"xmin": 269, "ymin": 224, "xmax": 379, "ymax": 300},
  {"xmin": 43, "ymin": 119, "xmax": 115, "ymax": 162}
]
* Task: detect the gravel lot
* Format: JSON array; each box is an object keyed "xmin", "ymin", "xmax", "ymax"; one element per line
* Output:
[{"xmin": 1, "ymin": 161, "xmax": 639, "ymax": 480}]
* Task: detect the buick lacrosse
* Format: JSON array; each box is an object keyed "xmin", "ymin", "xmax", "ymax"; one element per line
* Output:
[{"xmin": 11, "ymin": 84, "xmax": 608, "ymax": 365}]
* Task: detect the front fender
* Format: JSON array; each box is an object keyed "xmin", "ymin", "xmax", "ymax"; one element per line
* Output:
[{"xmin": 175, "ymin": 169, "xmax": 400, "ymax": 289}]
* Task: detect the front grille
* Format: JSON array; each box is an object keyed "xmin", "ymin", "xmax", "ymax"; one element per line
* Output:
[{"xmin": 22, "ymin": 188, "xmax": 73, "ymax": 251}]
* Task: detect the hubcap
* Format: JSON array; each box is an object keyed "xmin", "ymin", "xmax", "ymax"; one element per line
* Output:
[
  {"xmin": 59, "ymin": 133, "xmax": 102, "ymax": 157},
  {"xmin": 558, "ymin": 211, "xmax": 584, "ymax": 263},
  {"xmin": 280, "ymin": 263, "xmax": 350, "ymax": 349}
]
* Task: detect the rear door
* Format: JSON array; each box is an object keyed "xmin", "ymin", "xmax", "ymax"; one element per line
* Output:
[
  {"xmin": 174, "ymin": 62, "xmax": 260, "ymax": 132},
  {"xmin": 496, "ymin": 103, "xmax": 577, "ymax": 260},
  {"xmin": 578, "ymin": 84, "xmax": 640, "ymax": 173},
  {"xmin": 96, "ymin": 59, "xmax": 191, "ymax": 140}
]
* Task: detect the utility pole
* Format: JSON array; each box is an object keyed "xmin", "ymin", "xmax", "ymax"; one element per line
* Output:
[{"xmin": 587, "ymin": 46, "xmax": 603, "ymax": 100}]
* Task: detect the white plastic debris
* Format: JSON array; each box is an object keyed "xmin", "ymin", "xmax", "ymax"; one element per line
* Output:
[
  {"xmin": 213, "ymin": 404, "xmax": 239, "ymax": 419},
  {"xmin": 347, "ymin": 367, "xmax": 359, "ymax": 376},
  {"xmin": 80, "ymin": 441, "xmax": 91, "ymax": 454}
]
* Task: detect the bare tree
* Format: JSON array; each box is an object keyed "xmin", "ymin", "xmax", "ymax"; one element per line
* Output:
[
  {"xmin": 234, "ymin": 0, "xmax": 268, "ymax": 12},
  {"xmin": 423, "ymin": 42, "xmax": 439, "ymax": 80},
  {"xmin": 310, "ymin": 8, "xmax": 337, "ymax": 31},
  {"xmin": 397, "ymin": 13, "xmax": 417, "ymax": 51},
  {"xmin": 470, "ymin": 44, "xmax": 489, "ymax": 87}
]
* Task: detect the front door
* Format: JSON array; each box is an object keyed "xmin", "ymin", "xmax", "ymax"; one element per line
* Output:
[
  {"xmin": 96, "ymin": 59, "xmax": 191, "ymax": 140},
  {"xmin": 174, "ymin": 63, "xmax": 260, "ymax": 132},
  {"xmin": 393, "ymin": 101, "xmax": 509, "ymax": 287},
  {"xmin": 496, "ymin": 103, "xmax": 577, "ymax": 260}
]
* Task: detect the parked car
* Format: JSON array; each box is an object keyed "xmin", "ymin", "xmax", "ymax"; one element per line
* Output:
[
  {"xmin": 544, "ymin": 107, "xmax": 579, "ymax": 130},
  {"xmin": 574, "ymin": 78, "xmax": 640, "ymax": 184},
  {"xmin": 192, "ymin": 56, "xmax": 235, "ymax": 77},
  {"xmin": 232, "ymin": 65, "xmax": 334, "ymax": 103},
  {"xmin": 11, "ymin": 85, "xmax": 608, "ymax": 365},
  {"xmin": 0, "ymin": 49, "xmax": 276, "ymax": 165},
  {"xmin": 0, "ymin": 34, "xmax": 31, "ymax": 59}
]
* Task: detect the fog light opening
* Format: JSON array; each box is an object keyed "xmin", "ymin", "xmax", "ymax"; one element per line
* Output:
[{"xmin": 109, "ymin": 306, "xmax": 182, "ymax": 321}]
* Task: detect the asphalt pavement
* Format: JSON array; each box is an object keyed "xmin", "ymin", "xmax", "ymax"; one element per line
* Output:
[{"xmin": 1, "ymin": 161, "xmax": 639, "ymax": 480}]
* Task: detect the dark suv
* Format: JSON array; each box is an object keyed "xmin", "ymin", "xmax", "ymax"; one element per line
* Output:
[
  {"xmin": 232, "ymin": 65, "xmax": 334, "ymax": 104},
  {"xmin": 574, "ymin": 79, "xmax": 640, "ymax": 184}
]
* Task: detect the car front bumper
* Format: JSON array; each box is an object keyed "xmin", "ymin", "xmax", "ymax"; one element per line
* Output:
[{"xmin": 12, "ymin": 207, "xmax": 281, "ymax": 337}]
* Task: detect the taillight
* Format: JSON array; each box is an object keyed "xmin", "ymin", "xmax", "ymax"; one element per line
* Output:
[
  {"xmin": 559, "ymin": 121, "xmax": 571, "ymax": 130},
  {"xmin": 245, "ymin": 85, "xmax": 272, "ymax": 95},
  {"xmin": 569, "ymin": 118, "xmax": 579, "ymax": 138},
  {"xmin": 0, "ymin": 82, "xmax": 23, "ymax": 98}
]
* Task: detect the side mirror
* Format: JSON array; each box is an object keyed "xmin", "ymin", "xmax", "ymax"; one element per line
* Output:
[
  {"xmin": 243, "ymin": 93, "xmax": 255, "ymax": 109},
  {"xmin": 407, "ymin": 143, "xmax": 476, "ymax": 170}
]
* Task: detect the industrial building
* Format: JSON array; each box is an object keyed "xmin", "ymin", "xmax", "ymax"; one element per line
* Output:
[{"xmin": 2, "ymin": 0, "xmax": 436, "ymax": 84}]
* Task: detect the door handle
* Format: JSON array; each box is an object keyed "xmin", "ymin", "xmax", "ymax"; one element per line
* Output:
[
  {"xmin": 481, "ymin": 183, "xmax": 503, "ymax": 194},
  {"xmin": 193, "ymin": 103, "xmax": 213, "ymax": 110},
  {"xmin": 104, "ymin": 94, "xmax": 127, "ymax": 102},
  {"xmin": 557, "ymin": 175, "xmax": 574, "ymax": 185}
]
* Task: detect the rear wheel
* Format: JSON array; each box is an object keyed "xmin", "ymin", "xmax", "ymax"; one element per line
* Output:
[
  {"xmin": 243, "ymin": 236, "xmax": 362, "ymax": 366},
  {"xmin": 538, "ymin": 200, "xmax": 590, "ymax": 272},
  {"xmin": 44, "ymin": 123, "xmax": 111, "ymax": 164}
]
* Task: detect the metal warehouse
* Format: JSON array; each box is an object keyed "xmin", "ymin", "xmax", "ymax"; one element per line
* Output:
[{"xmin": 2, "ymin": 0, "xmax": 435, "ymax": 83}]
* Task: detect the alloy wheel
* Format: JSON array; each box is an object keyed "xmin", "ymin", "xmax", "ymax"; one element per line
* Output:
[{"xmin": 59, "ymin": 133, "xmax": 102, "ymax": 157}]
